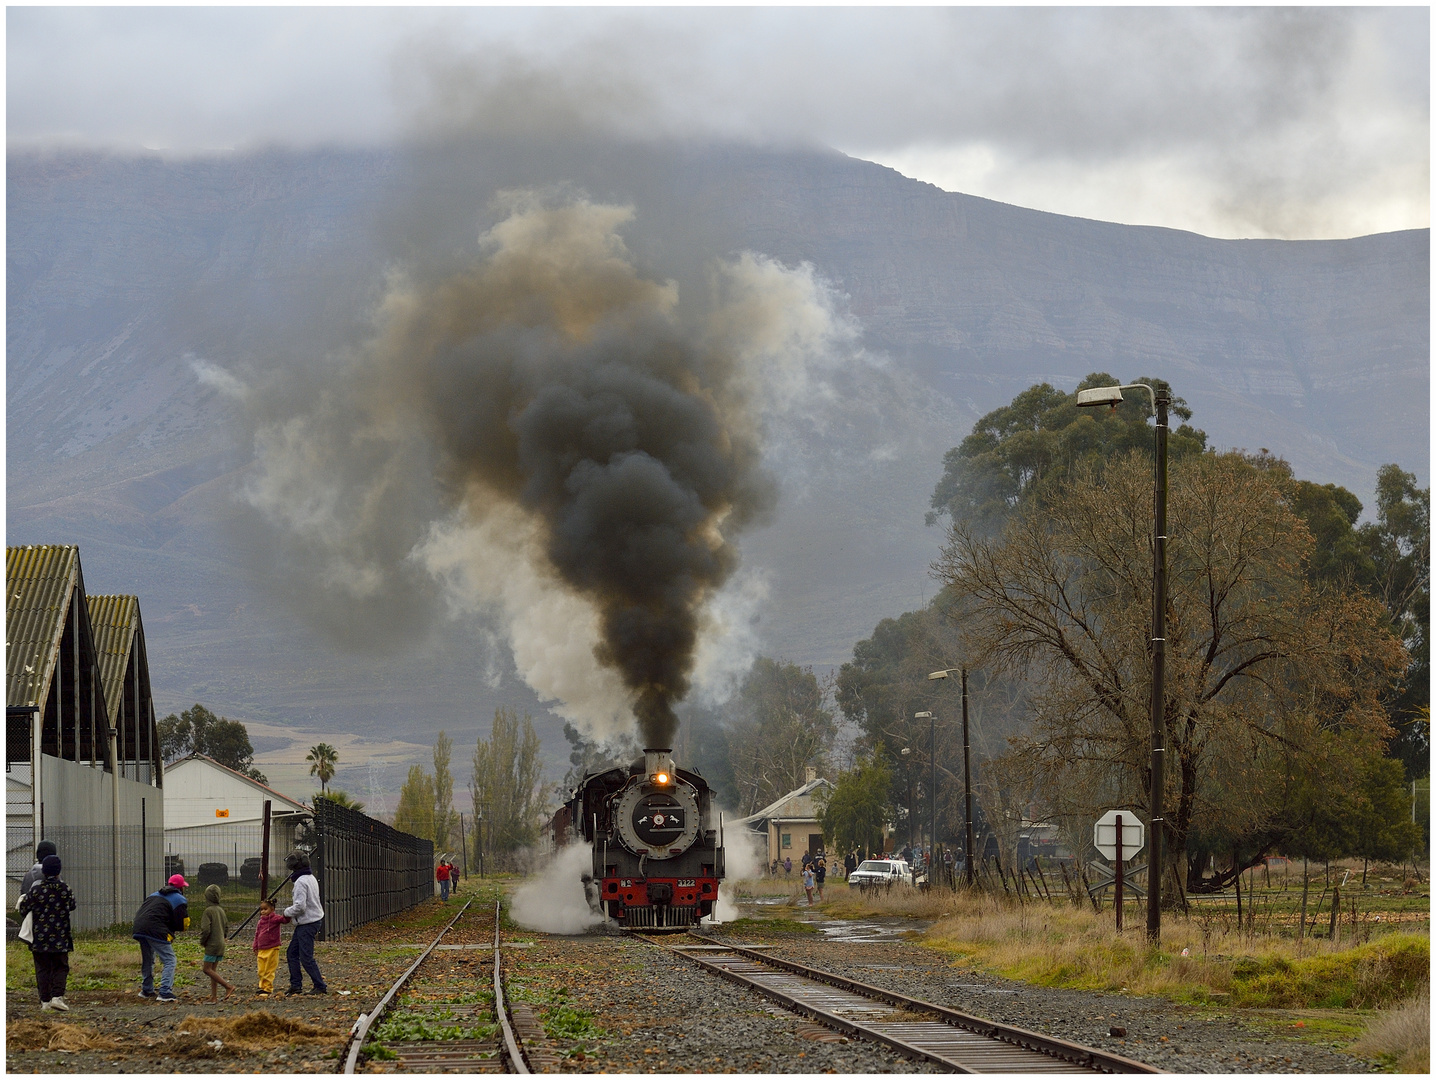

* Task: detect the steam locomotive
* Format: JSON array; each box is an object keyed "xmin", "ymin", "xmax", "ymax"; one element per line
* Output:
[{"xmin": 553, "ymin": 748, "xmax": 725, "ymax": 930}]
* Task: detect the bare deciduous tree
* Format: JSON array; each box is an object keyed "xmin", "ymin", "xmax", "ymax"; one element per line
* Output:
[{"xmin": 936, "ymin": 450, "xmax": 1406, "ymax": 896}]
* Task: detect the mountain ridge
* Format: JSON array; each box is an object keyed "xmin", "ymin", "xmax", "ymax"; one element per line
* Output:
[{"xmin": 8, "ymin": 142, "xmax": 1427, "ymax": 776}]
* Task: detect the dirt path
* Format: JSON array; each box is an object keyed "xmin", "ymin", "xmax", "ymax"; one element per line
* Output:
[{"xmin": 5, "ymin": 893, "xmax": 477, "ymax": 1074}]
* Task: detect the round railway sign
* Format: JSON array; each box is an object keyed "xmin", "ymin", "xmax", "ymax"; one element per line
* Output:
[{"xmin": 1093, "ymin": 809, "xmax": 1144, "ymax": 861}]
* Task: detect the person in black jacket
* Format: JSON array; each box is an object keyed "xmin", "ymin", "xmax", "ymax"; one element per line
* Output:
[
  {"xmin": 18, "ymin": 854, "xmax": 75, "ymax": 1011},
  {"xmin": 132, "ymin": 874, "xmax": 190, "ymax": 1002},
  {"xmin": 19, "ymin": 840, "xmax": 58, "ymax": 897}
]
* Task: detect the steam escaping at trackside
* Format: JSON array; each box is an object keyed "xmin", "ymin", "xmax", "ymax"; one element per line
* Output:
[
  {"xmin": 242, "ymin": 192, "xmax": 853, "ymax": 745},
  {"xmin": 510, "ymin": 844, "xmax": 605, "ymax": 935}
]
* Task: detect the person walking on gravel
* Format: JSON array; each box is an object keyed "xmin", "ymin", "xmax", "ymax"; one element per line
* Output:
[
  {"xmin": 133, "ymin": 874, "xmax": 190, "ymax": 1003},
  {"xmin": 436, "ymin": 859, "xmax": 452, "ymax": 902},
  {"xmin": 198, "ymin": 884, "xmax": 235, "ymax": 1003},
  {"xmin": 283, "ymin": 852, "xmax": 328, "ymax": 995},
  {"xmin": 18, "ymin": 854, "xmax": 75, "ymax": 1011},
  {"xmin": 252, "ymin": 897, "xmax": 289, "ymax": 997}
]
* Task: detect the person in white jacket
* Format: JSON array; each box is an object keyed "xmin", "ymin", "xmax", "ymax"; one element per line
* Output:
[{"xmin": 282, "ymin": 852, "xmax": 328, "ymax": 995}]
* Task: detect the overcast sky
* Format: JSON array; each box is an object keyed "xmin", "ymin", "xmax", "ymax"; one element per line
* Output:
[{"xmin": 7, "ymin": 6, "xmax": 1428, "ymax": 239}]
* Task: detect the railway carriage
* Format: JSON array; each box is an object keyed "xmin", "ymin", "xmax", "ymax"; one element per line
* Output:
[{"xmin": 555, "ymin": 748, "xmax": 725, "ymax": 929}]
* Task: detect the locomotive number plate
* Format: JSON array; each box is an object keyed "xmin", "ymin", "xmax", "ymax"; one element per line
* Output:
[{"xmin": 677, "ymin": 879, "xmax": 696, "ymax": 887}]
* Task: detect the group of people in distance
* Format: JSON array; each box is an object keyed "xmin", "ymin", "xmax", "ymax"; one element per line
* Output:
[
  {"xmin": 435, "ymin": 856, "xmax": 461, "ymax": 901},
  {"xmin": 15, "ymin": 841, "xmax": 327, "ymax": 1011},
  {"xmin": 763, "ymin": 849, "xmax": 834, "ymax": 904}
]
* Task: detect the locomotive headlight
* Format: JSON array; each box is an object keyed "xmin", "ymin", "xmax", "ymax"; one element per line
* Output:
[{"xmin": 654, "ymin": 771, "xmax": 670, "ymax": 786}]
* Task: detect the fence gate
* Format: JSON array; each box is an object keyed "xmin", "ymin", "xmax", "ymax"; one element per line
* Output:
[{"xmin": 311, "ymin": 798, "xmax": 433, "ymax": 940}]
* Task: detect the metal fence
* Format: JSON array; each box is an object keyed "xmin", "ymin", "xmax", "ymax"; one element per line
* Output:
[
  {"xmin": 162, "ymin": 817, "xmax": 304, "ymax": 913},
  {"xmin": 7, "ymin": 824, "xmax": 165, "ymax": 931},
  {"xmin": 312, "ymin": 798, "xmax": 433, "ymax": 940}
]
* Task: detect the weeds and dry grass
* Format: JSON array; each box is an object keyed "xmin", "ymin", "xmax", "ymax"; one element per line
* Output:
[
  {"xmin": 1350, "ymin": 988, "xmax": 1430, "ymax": 1073},
  {"xmin": 7, "ymin": 1020, "xmax": 123, "ymax": 1052},
  {"xmin": 818, "ymin": 886, "xmax": 963, "ymax": 921},
  {"xmin": 172, "ymin": 1010, "xmax": 342, "ymax": 1048},
  {"xmin": 918, "ymin": 890, "xmax": 1428, "ymax": 1009},
  {"xmin": 7, "ymin": 937, "xmax": 204, "ymax": 996}
]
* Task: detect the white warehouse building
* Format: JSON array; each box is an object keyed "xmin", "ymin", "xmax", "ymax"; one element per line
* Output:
[{"xmin": 162, "ymin": 755, "xmax": 309, "ymax": 891}]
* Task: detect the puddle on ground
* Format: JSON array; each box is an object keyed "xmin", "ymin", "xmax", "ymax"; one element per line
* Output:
[{"xmin": 809, "ymin": 916, "xmax": 932, "ymax": 943}]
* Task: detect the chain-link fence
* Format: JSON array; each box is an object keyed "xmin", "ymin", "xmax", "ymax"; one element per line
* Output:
[
  {"xmin": 312, "ymin": 798, "xmax": 433, "ymax": 940},
  {"xmin": 7, "ymin": 824, "xmax": 165, "ymax": 931},
  {"xmin": 162, "ymin": 816, "xmax": 306, "ymax": 915}
]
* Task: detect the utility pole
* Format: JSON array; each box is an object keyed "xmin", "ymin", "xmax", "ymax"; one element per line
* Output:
[
  {"xmin": 962, "ymin": 668, "xmax": 974, "ymax": 888},
  {"xmin": 1075, "ymin": 382, "xmax": 1168, "ymax": 944},
  {"xmin": 1148, "ymin": 387, "xmax": 1168, "ymax": 944}
]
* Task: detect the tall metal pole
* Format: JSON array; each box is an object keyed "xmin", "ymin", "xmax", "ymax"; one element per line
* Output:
[
  {"xmin": 260, "ymin": 799, "xmax": 272, "ymax": 901},
  {"xmin": 930, "ymin": 710, "xmax": 936, "ymax": 866},
  {"xmin": 962, "ymin": 668, "xmax": 974, "ymax": 887},
  {"xmin": 1148, "ymin": 388, "xmax": 1169, "ymax": 943}
]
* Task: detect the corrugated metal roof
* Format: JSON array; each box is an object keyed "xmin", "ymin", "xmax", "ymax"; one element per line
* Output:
[
  {"xmin": 736, "ymin": 776, "xmax": 834, "ymax": 827},
  {"xmin": 6, "ymin": 545, "xmax": 79, "ymax": 709},
  {"xmin": 87, "ymin": 594, "xmax": 139, "ymax": 727}
]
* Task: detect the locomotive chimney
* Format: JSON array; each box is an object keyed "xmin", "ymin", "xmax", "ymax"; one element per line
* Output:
[{"xmin": 644, "ymin": 748, "xmax": 676, "ymax": 786}]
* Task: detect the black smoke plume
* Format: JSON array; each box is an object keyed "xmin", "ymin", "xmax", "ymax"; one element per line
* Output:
[{"xmin": 243, "ymin": 192, "xmax": 842, "ymax": 747}]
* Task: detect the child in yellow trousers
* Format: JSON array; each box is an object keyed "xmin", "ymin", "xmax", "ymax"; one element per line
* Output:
[{"xmin": 252, "ymin": 898, "xmax": 289, "ymax": 996}]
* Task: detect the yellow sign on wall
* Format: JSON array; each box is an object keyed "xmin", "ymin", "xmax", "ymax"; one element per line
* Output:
[{"xmin": 215, "ymin": 809, "xmax": 230, "ymax": 818}]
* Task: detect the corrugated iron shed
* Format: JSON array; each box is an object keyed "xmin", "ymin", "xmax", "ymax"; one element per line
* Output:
[
  {"xmin": 87, "ymin": 594, "xmax": 139, "ymax": 725},
  {"xmin": 6, "ymin": 545, "xmax": 79, "ymax": 710}
]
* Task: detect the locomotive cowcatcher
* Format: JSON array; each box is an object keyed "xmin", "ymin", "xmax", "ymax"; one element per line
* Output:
[{"xmin": 555, "ymin": 748, "xmax": 725, "ymax": 930}]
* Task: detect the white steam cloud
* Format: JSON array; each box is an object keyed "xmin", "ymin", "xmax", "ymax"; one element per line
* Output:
[
  {"xmin": 239, "ymin": 193, "xmax": 857, "ymax": 745},
  {"xmin": 510, "ymin": 844, "xmax": 604, "ymax": 935}
]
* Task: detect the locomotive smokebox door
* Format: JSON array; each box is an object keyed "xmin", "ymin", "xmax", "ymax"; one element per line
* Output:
[{"xmin": 615, "ymin": 767, "xmax": 700, "ymax": 856}]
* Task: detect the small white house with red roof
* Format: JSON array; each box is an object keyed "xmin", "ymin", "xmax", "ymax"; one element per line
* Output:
[{"xmin": 162, "ymin": 754, "xmax": 310, "ymax": 888}]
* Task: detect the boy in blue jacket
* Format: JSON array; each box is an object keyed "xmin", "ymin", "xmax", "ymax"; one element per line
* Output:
[{"xmin": 132, "ymin": 874, "xmax": 189, "ymax": 1003}]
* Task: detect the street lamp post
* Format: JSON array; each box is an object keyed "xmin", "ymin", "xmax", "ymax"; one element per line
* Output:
[
  {"xmin": 1076, "ymin": 382, "xmax": 1167, "ymax": 944},
  {"xmin": 929, "ymin": 667, "xmax": 975, "ymax": 887},
  {"xmin": 914, "ymin": 712, "xmax": 935, "ymax": 868},
  {"xmin": 901, "ymin": 747, "xmax": 913, "ymax": 853}
]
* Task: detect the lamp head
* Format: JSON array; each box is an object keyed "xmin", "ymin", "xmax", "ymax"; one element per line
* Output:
[
  {"xmin": 1076, "ymin": 385, "xmax": 1124, "ymax": 409},
  {"xmin": 914, "ymin": 711, "xmax": 933, "ymax": 719}
]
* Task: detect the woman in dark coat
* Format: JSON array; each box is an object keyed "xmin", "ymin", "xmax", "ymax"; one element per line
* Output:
[{"xmin": 18, "ymin": 854, "xmax": 76, "ymax": 1011}]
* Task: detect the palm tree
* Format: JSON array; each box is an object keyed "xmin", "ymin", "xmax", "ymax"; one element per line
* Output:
[
  {"xmin": 319, "ymin": 788, "xmax": 365, "ymax": 813},
  {"xmin": 307, "ymin": 743, "xmax": 339, "ymax": 795}
]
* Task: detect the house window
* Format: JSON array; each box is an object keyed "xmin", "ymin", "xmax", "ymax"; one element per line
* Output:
[{"xmin": 781, "ymin": 833, "xmax": 791, "ymax": 849}]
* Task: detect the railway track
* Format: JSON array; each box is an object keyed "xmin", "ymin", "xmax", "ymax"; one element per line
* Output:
[
  {"xmin": 341, "ymin": 899, "xmax": 533, "ymax": 1074},
  {"xmin": 638, "ymin": 934, "xmax": 1162, "ymax": 1074}
]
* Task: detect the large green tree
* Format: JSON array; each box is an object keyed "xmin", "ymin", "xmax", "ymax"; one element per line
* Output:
[
  {"xmin": 432, "ymin": 731, "xmax": 456, "ymax": 852},
  {"xmin": 836, "ymin": 602, "xmax": 1013, "ymax": 844},
  {"xmin": 157, "ymin": 703, "xmax": 266, "ymax": 783},
  {"xmin": 926, "ymin": 375, "xmax": 1207, "ymax": 535},
  {"xmin": 470, "ymin": 707, "xmax": 545, "ymax": 863},
  {"xmin": 724, "ymin": 657, "xmax": 837, "ymax": 816},
  {"xmin": 819, "ymin": 753, "xmax": 894, "ymax": 859},
  {"xmin": 394, "ymin": 764, "xmax": 436, "ymax": 840}
]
